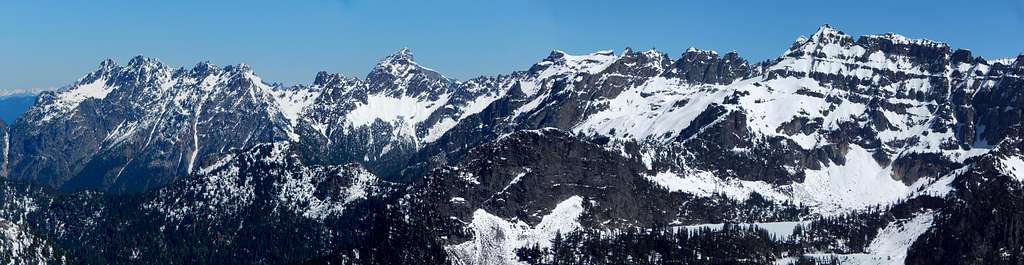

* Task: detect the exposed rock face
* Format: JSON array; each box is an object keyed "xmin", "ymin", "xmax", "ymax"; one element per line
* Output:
[
  {"xmin": 406, "ymin": 129, "xmax": 805, "ymax": 249},
  {"xmin": 664, "ymin": 48, "xmax": 750, "ymax": 84}
]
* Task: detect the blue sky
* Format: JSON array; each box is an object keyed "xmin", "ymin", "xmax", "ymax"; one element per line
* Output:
[{"xmin": 2, "ymin": 0, "xmax": 1022, "ymax": 91}]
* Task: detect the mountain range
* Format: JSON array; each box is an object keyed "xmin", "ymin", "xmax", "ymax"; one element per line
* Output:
[{"xmin": 1, "ymin": 24, "xmax": 1023, "ymax": 264}]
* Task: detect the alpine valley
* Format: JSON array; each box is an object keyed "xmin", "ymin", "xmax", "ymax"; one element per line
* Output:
[{"xmin": 1, "ymin": 25, "xmax": 1023, "ymax": 265}]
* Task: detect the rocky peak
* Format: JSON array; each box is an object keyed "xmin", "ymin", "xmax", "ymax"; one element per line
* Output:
[
  {"xmin": 782, "ymin": 24, "xmax": 855, "ymax": 59},
  {"xmin": 368, "ymin": 48, "xmax": 422, "ymax": 77},
  {"xmin": 124, "ymin": 55, "xmax": 166, "ymax": 72},
  {"xmin": 183, "ymin": 62, "xmax": 264, "ymax": 93},
  {"xmin": 384, "ymin": 47, "xmax": 415, "ymax": 63},
  {"xmin": 526, "ymin": 49, "xmax": 618, "ymax": 79},
  {"xmin": 808, "ymin": 24, "xmax": 852, "ymax": 45},
  {"xmin": 366, "ymin": 48, "xmax": 451, "ymax": 98},
  {"xmin": 682, "ymin": 47, "xmax": 719, "ymax": 59},
  {"xmin": 984, "ymin": 55, "xmax": 1021, "ymax": 68},
  {"xmin": 619, "ymin": 47, "xmax": 667, "ymax": 61},
  {"xmin": 313, "ymin": 71, "xmax": 353, "ymax": 87},
  {"xmin": 858, "ymin": 32, "xmax": 947, "ymax": 48},
  {"xmin": 83, "ymin": 58, "xmax": 121, "ymax": 82},
  {"xmin": 221, "ymin": 64, "xmax": 254, "ymax": 79},
  {"xmin": 663, "ymin": 48, "xmax": 749, "ymax": 84},
  {"xmin": 106, "ymin": 55, "xmax": 173, "ymax": 88},
  {"xmin": 527, "ymin": 50, "xmax": 569, "ymax": 74},
  {"xmin": 768, "ymin": 24, "xmax": 956, "ymax": 92},
  {"xmin": 543, "ymin": 50, "xmax": 567, "ymax": 61},
  {"xmin": 857, "ymin": 33, "xmax": 951, "ymax": 70},
  {"xmin": 190, "ymin": 61, "xmax": 218, "ymax": 76},
  {"xmin": 310, "ymin": 71, "xmax": 363, "ymax": 99},
  {"xmin": 98, "ymin": 58, "xmax": 117, "ymax": 71},
  {"xmin": 126, "ymin": 55, "xmax": 154, "ymax": 66},
  {"xmin": 951, "ymin": 49, "xmax": 974, "ymax": 64},
  {"xmin": 602, "ymin": 47, "xmax": 671, "ymax": 77}
]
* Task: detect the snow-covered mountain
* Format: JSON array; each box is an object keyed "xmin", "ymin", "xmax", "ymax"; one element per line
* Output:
[
  {"xmin": 2, "ymin": 24, "xmax": 1023, "ymax": 264},
  {"xmin": 6, "ymin": 57, "xmax": 293, "ymax": 192}
]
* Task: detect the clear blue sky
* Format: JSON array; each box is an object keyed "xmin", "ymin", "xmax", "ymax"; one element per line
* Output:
[{"xmin": 2, "ymin": 0, "xmax": 1022, "ymax": 91}]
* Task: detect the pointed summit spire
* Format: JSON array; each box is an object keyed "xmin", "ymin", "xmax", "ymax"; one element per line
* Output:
[
  {"xmin": 127, "ymin": 55, "xmax": 150, "ymax": 66},
  {"xmin": 84, "ymin": 58, "xmax": 120, "ymax": 82},
  {"xmin": 814, "ymin": 24, "xmax": 838, "ymax": 34},
  {"xmin": 192, "ymin": 61, "xmax": 217, "ymax": 74},
  {"xmin": 372, "ymin": 48, "xmax": 422, "ymax": 76},
  {"xmin": 367, "ymin": 48, "xmax": 450, "ymax": 96},
  {"xmin": 372, "ymin": 48, "xmax": 425, "ymax": 73},
  {"xmin": 545, "ymin": 50, "xmax": 568, "ymax": 61},
  {"xmin": 782, "ymin": 24, "xmax": 854, "ymax": 57},
  {"xmin": 99, "ymin": 58, "xmax": 117, "ymax": 69},
  {"xmin": 808, "ymin": 24, "xmax": 851, "ymax": 44},
  {"xmin": 383, "ymin": 47, "xmax": 415, "ymax": 63},
  {"xmin": 225, "ymin": 63, "xmax": 252, "ymax": 74},
  {"xmin": 124, "ymin": 55, "xmax": 165, "ymax": 71}
]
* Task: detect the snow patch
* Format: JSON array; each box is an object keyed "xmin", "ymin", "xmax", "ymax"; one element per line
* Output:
[
  {"xmin": 272, "ymin": 86, "xmax": 321, "ymax": 128},
  {"xmin": 775, "ymin": 211, "xmax": 935, "ymax": 265},
  {"xmin": 864, "ymin": 211, "xmax": 935, "ymax": 264},
  {"xmin": 39, "ymin": 78, "xmax": 113, "ymax": 122},
  {"xmin": 448, "ymin": 196, "xmax": 584, "ymax": 265},
  {"xmin": 346, "ymin": 93, "xmax": 451, "ymax": 139},
  {"xmin": 999, "ymin": 156, "xmax": 1024, "ymax": 182},
  {"xmin": 793, "ymin": 145, "xmax": 909, "ymax": 211},
  {"xmin": 574, "ymin": 77, "xmax": 731, "ymax": 140},
  {"xmin": 646, "ymin": 171, "xmax": 789, "ymax": 202}
]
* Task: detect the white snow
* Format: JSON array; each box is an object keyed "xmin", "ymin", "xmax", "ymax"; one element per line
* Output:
[
  {"xmin": 59, "ymin": 79, "xmax": 113, "ymax": 105},
  {"xmin": 908, "ymin": 167, "xmax": 962, "ymax": 198},
  {"xmin": 0, "ymin": 218, "xmax": 57, "ymax": 264},
  {"xmin": 990, "ymin": 57, "xmax": 1018, "ymax": 66},
  {"xmin": 38, "ymin": 78, "xmax": 114, "ymax": 122},
  {"xmin": 346, "ymin": 93, "xmax": 451, "ymax": 138},
  {"xmin": 864, "ymin": 211, "xmax": 935, "ymax": 264},
  {"xmin": 775, "ymin": 211, "xmax": 935, "ymax": 265},
  {"xmin": 423, "ymin": 117, "xmax": 457, "ymax": 143},
  {"xmin": 536, "ymin": 50, "xmax": 617, "ymax": 81},
  {"xmin": 574, "ymin": 77, "xmax": 731, "ymax": 140},
  {"xmin": 792, "ymin": 145, "xmax": 909, "ymax": 211},
  {"xmin": 645, "ymin": 171, "xmax": 789, "ymax": 202},
  {"xmin": 498, "ymin": 168, "xmax": 532, "ymax": 195},
  {"xmin": 277, "ymin": 164, "xmax": 379, "ymax": 220},
  {"xmin": 647, "ymin": 144, "xmax": 915, "ymax": 214},
  {"xmin": 999, "ymin": 155, "xmax": 1024, "ymax": 182},
  {"xmin": 448, "ymin": 196, "xmax": 584, "ymax": 265},
  {"xmin": 272, "ymin": 86, "xmax": 321, "ymax": 128}
]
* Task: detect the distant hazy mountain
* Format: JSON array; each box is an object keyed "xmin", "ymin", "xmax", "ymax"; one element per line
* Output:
[{"xmin": 0, "ymin": 93, "xmax": 38, "ymax": 123}]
